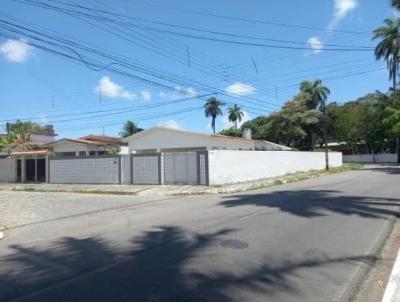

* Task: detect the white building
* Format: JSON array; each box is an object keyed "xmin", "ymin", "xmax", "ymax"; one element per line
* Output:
[{"xmin": 122, "ymin": 127, "xmax": 290, "ymax": 154}]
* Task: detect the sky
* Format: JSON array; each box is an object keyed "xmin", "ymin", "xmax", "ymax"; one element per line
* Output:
[{"xmin": 0, "ymin": 0, "xmax": 396, "ymax": 138}]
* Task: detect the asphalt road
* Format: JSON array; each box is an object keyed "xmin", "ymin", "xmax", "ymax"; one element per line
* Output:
[{"xmin": 1, "ymin": 165, "xmax": 399, "ymax": 302}]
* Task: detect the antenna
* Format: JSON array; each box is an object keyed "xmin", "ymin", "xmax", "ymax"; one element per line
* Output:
[
  {"xmin": 251, "ymin": 57, "xmax": 259, "ymax": 74},
  {"xmin": 187, "ymin": 46, "xmax": 191, "ymax": 68}
]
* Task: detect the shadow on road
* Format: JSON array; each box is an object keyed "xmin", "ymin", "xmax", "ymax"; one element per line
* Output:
[
  {"xmin": 362, "ymin": 165, "xmax": 400, "ymax": 175},
  {"xmin": 220, "ymin": 190, "xmax": 400, "ymax": 219},
  {"xmin": 1, "ymin": 226, "xmax": 377, "ymax": 302}
]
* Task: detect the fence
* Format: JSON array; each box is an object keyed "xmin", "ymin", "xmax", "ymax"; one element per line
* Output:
[
  {"xmin": 47, "ymin": 152, "xmax": 207, "ymax": 185},
  {"xmin": 0, "ymin": 158, "xmax": 15, "ymax": 183},
  {"xmin": 3, "ymin": 151, "xmax": 344, "ymax": 186},
  {"xmin": 208, "ymin": 150, "xmax": 343, "ymax": 185},
  {"xmin": 49, "ymin": 156, "xmax": 121, "ymax": 184},
  {"xmin": 343, "ymin": 153, "xmax": 398, "ymax": 163}
]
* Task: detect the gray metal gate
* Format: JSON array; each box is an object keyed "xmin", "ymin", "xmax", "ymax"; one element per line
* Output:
[
  {"xmin": 131, "ymin": 153, "xmax": 161, "ymax": 184},
  {"xmin": 163, "ymin": 151, "xmax": 208, "ymax": 185}
]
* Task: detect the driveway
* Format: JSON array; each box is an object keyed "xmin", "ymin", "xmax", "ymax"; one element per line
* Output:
[{"xmin": 1, "ymin": 165, "xmax": 399, "ymax": 302}]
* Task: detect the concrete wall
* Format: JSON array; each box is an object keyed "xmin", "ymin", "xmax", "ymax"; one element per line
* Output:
[
  {"xmin": 343, "ymin": 153, "xmax": 397, "ymax": 163},
  {"xmin": 208, "ymin": 150, "xmax": 343, "ymax": 185},
  {"xmin": 0, "ymin": 158, "xmax": 15, "ymax": 183},
  {"xmin": 49, "ymin": 157, "xmax": 120, "ymax": 184}
]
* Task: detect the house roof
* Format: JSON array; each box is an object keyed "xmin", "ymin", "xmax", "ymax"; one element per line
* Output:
[
  {"xmin": 123, "ymin": 126, "xmax": 291, "ymax": 150},
  {"xmin": 80, "ymin": 135, "xmax": 123, "ymax": 144},
  {"xmin": 11, "ymin": 149, "xmax": 51, "ymax": 156},
  {"xmin": 47, "ymin": 138, "xmax": 108, "ymax": 146}
]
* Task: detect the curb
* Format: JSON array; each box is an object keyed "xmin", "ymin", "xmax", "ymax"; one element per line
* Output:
[
  {"xmin": 382, "ymin": 248, "xmax": 400, "ymax": 302},
  {"xmin": 0, "ymin": 231, "xmax": 3, "ymax": 240}
]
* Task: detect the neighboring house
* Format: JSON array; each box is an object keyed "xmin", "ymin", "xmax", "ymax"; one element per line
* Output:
[
  {"xmin": 48, "ymin": 135, "xmax": 126, "ymax": 157},
  {"xmin": 122, "ymin": 127, "xmax": 290, "ymax": 154}
]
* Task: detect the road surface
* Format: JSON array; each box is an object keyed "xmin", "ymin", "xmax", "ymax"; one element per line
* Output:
[{"xmin": 1, "ymin": 165, "xmax": 399, "ymax": 302}]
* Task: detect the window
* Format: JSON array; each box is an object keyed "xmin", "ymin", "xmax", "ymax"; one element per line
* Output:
[
  {"xmin": 55, "ymin": 152, "xmax": 76, "ymax": 157},
  {"xmin": 78, "ymin": 151, "xmax": 86, "ymax": 157},
  {"xmin": 97, "ymin": 151, "xmax": 105, "ymax": 156},
  {"xmin": 89, "ymin": 151, "xmax": 96, "ymax": 156}
]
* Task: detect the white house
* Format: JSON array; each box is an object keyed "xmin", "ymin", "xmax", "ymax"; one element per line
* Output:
[{"xmin": 122, "ymin": 127, "xmax": 290, "ymax": 154}]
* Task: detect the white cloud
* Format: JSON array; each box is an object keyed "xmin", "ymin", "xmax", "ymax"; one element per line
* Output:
[
  {"xmin": 329, "ymin": 0, "xmax": 358, "ymax": 29},
  {"xmin": 157, "ymin": 119, "xmax": 182, "ymax": 130},
  {"xmin": 94, "ymin": 76, "xmax": 136, "ymax": 100},
  {"xmin": 307, "ymin": 37, "xmax": 323, "ymax": 54},
  {"xmin": 185, "ymin": 87, "xmax": 197, "ymax": 97},
  {"xmin": 140, "ymin": 90, "xmax": 151, "ymax": 101},
  {"xmin": 222, "ymin": 111, "xmax": 251, "ymax": 129},
  {"xmin": 0, "ymin": 39, "xmax": 31, "ymax": 63},
  {"xmin": 225, "ymin": 82, "xmax": 256, "ymax": 96}
]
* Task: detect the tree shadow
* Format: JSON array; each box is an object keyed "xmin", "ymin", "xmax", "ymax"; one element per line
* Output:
[
  {"xmin": 362, "ymin": 165, "xmax": 400, "ymax": 175},
  {"xmin": 0, "ymin": 226, "xmax": 377, "ymax": 302},
  {"xmin": 219, "ymin": 190, "xmax": 400, "ymax": 219}
]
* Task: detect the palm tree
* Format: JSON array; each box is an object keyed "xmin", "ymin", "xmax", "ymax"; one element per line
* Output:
[
  {"xmin": 204, "ymin": 97, "xmax": 225, "ymax": 134},
  {"xmin": 392, "ymin": 0, "xmax": 400, "ymax": 9},
  {"xmin": 372, "ymin": 18, "xmax": 400, "ymax": 91},
  {"xmin": 120, "ymin": 121, "xmax": 141, "ymax": 138},
  {"xmin": 300, "ymin": 80, "xmax": 331, "ymax": 109},
  {"xmin": 228, "ymin": 104, "xmax": 245, "ymax": 129},
  {"xmin": 300, "ymin": 80, "xmax": 331, "ymax": 170}
]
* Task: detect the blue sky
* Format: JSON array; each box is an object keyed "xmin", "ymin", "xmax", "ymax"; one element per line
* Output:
[{"xmin": 0, "ymin": 0, "xmax": 396, "ymax": 138}]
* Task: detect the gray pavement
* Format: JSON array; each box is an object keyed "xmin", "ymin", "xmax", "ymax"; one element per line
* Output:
[{"xmin": 0, "ymin": 165, "xmax": 399, "ymax": 302}]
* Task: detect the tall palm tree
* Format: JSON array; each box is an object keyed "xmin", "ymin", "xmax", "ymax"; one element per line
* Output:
[
  {"xmin": 372, "ymin": 18, "xmax": 400, "ymax": 91},
  {"xmin": 204, "ymin": 97, "xmax": 225, "ymax": 134},
  {"xmin": 300, "ymin": 80, "xmax": 331, "ymax": 110},
  {"xmin": 392, "ymin": 0, "xmax": 400, "ymax": 9},
  {"xmin": 228, "ymin": 104, "xmax": 244, "ymax": 129},
  {"xmin": 300, "ymin": 80, "xmax": 331, "ymax": 170}
]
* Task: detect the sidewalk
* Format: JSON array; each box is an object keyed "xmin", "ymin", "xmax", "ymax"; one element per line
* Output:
[
  {"xmin": 0, "ymin": 164, "xmax": 361, "ymax": 196},
  {"xmin": 382, "ymin": 248, "xmax": 400, "ymax": 302}
]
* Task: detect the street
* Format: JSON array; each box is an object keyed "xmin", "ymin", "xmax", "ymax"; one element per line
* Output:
[{"xmin": 1, "ymin": 165, "xmax": 399, "ymax": 302}]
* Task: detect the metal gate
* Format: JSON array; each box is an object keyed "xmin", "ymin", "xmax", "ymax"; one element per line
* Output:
[
  {"xmin": 163, "ymin": 151, "xmax": 208, "ymax": 185},
  {"xmin": 131, "ymin": 153, "xmax": 161, "ymax": 184}
]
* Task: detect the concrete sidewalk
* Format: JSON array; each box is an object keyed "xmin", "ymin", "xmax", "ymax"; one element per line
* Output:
[{"xmin": 0, "ymin": 164, "xmax": 361, "ymax": 197}]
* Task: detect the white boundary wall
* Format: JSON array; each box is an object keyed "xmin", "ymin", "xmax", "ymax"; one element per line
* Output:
[
  {"xmin": 0, "ymin": 158, "xmax": 15, "ymax": 183},
  {"xmin": 208, "ymin": 151, "xmax": 342, "ymax": 185},
  {"xmin": 343, "ymin": 153, "xmax": 397, "ymax": 163}
]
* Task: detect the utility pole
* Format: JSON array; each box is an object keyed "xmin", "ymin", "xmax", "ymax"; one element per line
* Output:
[{"xmin": 322, "ymin": 98, "xmax": 329, "ymax": 170}]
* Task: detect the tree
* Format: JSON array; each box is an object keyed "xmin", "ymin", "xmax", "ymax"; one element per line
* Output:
[
  {"xmin": 6, "ymin": 121, "xmax": 43, "ymax": 151},
  {"xmin": 204, "ymin": 97, "xmax": 225, "ymax": 134},
  {"xmin": 300, "ymin": 80, "xmax": 330, "ymax": 169},
  {"xmin": 120, "ymin": 121, "xmax": 141, "ymax": 138},
  {"xmin": 373, "ymin": 18, "xmax": 400, "ymax": 91},
  {"xmin": 218, "ymin": 127, "xmax": 242, "ymax": 137},
  {"xmin": 227, "ymin": 104, "xmax": 244, "ymax": 129},
  {"xmin": 383, "ymin": 107, "xmax": 400, "ymax": 163},
  {"xmin": 392, "ymin": 0, "xmax": 400, "ymax": 10}
]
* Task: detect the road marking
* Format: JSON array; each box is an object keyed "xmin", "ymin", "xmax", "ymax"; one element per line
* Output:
[{"xmin": 382, "ymin": 248, "xmax": 400, "ymax": 302}]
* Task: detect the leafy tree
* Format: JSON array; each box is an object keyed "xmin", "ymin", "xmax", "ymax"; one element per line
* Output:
[
  {"xmin": 227, "ymin": 104, "xmax": 244, "ymax": 129},
  {"xmin": 392, "ymin": 0, "xmax": 400, "ymax": 9},
  {"xmin": 6, "ymin": 121, "xmax": 43, "ymax": 151},
  {"xmin": 120, "ymin": 121, "xmax": 141, "ymax": 138},
  {"xmin": 0, "ymin": 133, "xmax": 17, "ymax": 154},
  {"xmin": 373, "ymin": 18, "xmax": 400, "ymax": 91},
  {"xmin": 383, "ymin": 107, "xmax": 400, "ymax": 162},
  {"xmin": 204, "ymin": 97, "xmax": 225, "ymax": 134},
  {"xmin": 218, "ymin": 127, "xmax": 242, "ymax": 137},
  {"xmin": 241, "ymin": 116, "xmax": 269, "ymax": 139}
]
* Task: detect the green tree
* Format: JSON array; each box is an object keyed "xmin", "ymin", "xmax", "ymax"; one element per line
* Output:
[
  {"xmin": 218, "ymin": 127, "xmax": 242, "ymax": 137},
  {"xmin": 384, "ymin": 107, "xmax": 400, "ymax": 162},
  {"xmin": 7, "ymin": 121, "xmax": 43, "ymax": 151},
  {"xmin": 227, "ymin": 104, "xmax": 244, "ymax": 129},
  {"xmin": 392, "ymin": 0, "xmax": 400, "ymax": 9},
  {"xmin": 120, "ymin": 121, "xmax": 141, "ymax": 138},
  {"xmin": 300, "ymin": 80, "xmax": 331, "ymax": 110},
  {"xmin": 373, "ymin": 18, "xmax": 400, "ymax": 91},
  {"xmin": 204, "ymin": 97, "xmax": 225, "ymax": 134}
]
